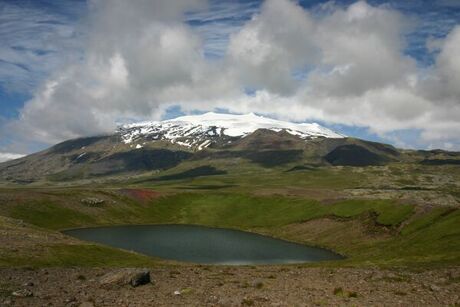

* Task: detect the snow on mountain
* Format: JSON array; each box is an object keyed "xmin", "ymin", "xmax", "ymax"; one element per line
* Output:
[{"xmin": 118, "ymin": 112, "xmax": 344, "ymax": 150}]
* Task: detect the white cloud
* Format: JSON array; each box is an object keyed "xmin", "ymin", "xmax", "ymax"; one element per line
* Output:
[
  {"xmin": 433, "ymin": 26, "xmax": 460, "ymax": 99},
  {"xmin": 4, "ymin": 0, "xmax": 460, "ymax": 151},
  {"xmin": 227, "ymin": 0, "xmax": 319, "ymax": 95},
  {"xmin": 0, "ymin": 152, "xmax": 24, "ymax": 163}
]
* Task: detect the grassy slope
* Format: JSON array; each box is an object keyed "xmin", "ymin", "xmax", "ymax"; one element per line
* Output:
[
  {"xmin": 3, "ymin": 192, "xmax": 412, "ymax": 229},
  {"xmin": 2, "ymin": 188, "xmax": 458, "ymax": 268},
  {"xmin": 0, "ymin": 215, "xmax": 160, "ymax": 268},
  {"xmin": 0, "ymin": 245, "xmax": 159, "ymax": 268},
  {"xmin": 137, "ymin": 194, "xmax": 414, "ymax": 228},
  {"xmin": 0, "ymin": 162, "xmax": 458, "ymax": 268}
]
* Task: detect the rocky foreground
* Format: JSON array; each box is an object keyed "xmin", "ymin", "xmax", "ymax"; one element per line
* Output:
[{"xmin": 1, "ymin": 266, "xmax": 459, "ymax": 306}]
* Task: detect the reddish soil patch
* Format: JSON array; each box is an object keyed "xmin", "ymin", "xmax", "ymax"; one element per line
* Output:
[{"xmin": 118, "ymin": 189, "xmax": 161, "ymax": 202}]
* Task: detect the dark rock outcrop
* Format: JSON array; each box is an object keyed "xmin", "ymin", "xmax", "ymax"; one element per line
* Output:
[{"xmin": 324, "ymin": 144, "xmax": 388, "ymax": 166}]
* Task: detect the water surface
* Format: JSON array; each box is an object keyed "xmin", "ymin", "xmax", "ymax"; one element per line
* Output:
[{"xmin": 64, "ymin": 224, "xmax": 343, "ymax": 265}]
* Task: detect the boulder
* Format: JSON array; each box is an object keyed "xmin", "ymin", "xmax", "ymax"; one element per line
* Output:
[
  {"xmin": 12, "ymin": 289, "xmax": 33, "ymax": 297},
  {"xmin": 99, "ymin": 269, "xmax": 151, "ymax": 288},
  {"xmin": 80, "ymin": 198, "xmax": 105, "ymax": 207},
  {"xmin": 130, "ymin": 271, "xmax": 151, "ymax": 287}
]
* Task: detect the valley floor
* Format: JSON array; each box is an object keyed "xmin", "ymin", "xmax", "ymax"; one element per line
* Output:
[
  {"xmin": 1, "ymin": 266, "xmax": 460, "ymax": 306},
  {"xmin": 0, "ymin": 162, "xmax": 459, "ymax": 306}
]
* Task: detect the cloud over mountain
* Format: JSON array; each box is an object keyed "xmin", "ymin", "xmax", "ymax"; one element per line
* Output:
[
  {"xmin": 0, "ymin": 152, "xmax": 24, "ymax": 163},
  {"xmin": 3, "ymin": 0, "xmax": 460, "ymax": 151}
]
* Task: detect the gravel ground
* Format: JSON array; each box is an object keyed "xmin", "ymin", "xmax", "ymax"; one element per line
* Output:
[{"xmin": 1, "ymin": 266, "xmax": 459, "ymax": 306}]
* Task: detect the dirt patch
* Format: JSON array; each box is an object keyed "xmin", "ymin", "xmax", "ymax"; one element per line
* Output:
[{"xmin": 117, "ymin": 189, "xmax": 161, "ymax": 202}]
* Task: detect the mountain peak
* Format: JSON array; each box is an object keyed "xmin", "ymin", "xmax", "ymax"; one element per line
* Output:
[{"xmin": 119, "ymin": 112, "xmax": 344, "ymax": 150}]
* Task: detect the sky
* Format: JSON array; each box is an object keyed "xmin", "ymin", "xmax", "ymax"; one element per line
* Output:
[{"xmin": 1, "ymin": 0, "xmax": 460, "ymax": 161}]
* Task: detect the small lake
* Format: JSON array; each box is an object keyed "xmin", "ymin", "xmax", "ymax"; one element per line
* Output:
[{"xmin": 63, "ymin": 224, "xmax": 343, "ymax": 265}]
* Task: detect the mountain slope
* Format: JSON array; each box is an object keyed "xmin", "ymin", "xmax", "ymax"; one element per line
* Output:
[{"xmin": 0, "ymin": 112, "xmax": 452, "ymax": 183}]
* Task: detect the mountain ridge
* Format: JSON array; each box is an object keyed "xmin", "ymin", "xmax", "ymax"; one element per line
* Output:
[{"xmin": 0, "ymin": 112, "xmax": 458, "ymax": 183}]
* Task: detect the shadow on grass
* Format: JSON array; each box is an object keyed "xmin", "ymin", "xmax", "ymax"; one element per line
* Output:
[{"xmin": 139, "ymin": 166, "xmax": 227, "ymax": 182}]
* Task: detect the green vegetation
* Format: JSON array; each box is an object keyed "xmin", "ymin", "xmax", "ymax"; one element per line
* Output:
[
  {"xmin": 1, "ymin": 125, "xmax": 459, "ymax": 271},
  {"xmin": 3, "ymin": 192, "xmax": 413, "ymax": 230},
  {"xmin": 401, "ymin": 207, "xmax": 454, "ymax": 235},
  {"xmin": 0, "ymin": 169, "xmax": 458, "ymax": 268},
  {"xmin": 134, "ymin": 193, "xmax": 413, "ymax": 228},
  {"xmin": 329, "ymin": 199, "xmax": 414, "ymax": 226},
  {"xmin": 0, "ymin": 244, "xmax": 159, "ymax": 268},
  {"xmin": 129, "ymin": 161, "xmax": 368, "ymax": 191},
  {"xmin": 8, "ymin": 200, "xmax": 96, "ymax": 229},
  {"xmin": 372, "ymin": 209, "xmax": 460, "ymax": 266}
]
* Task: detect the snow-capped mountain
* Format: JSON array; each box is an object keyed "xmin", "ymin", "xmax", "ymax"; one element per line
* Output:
[
  {"xmin": 118, "ymin": 112, "xmax": 344, "ymax": 150},
  {"xmin": 0, "ymin": 111, "xmax": 409, "ymax": 183}
]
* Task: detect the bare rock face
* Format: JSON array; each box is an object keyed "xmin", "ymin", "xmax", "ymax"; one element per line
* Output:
[{"xmin": 99, "ymin": 269, "xmax": 151, "ymax": 288}]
